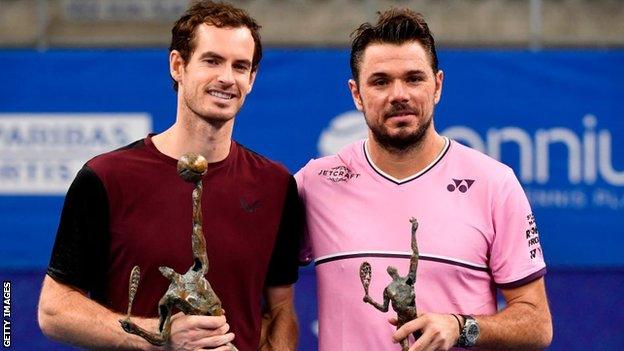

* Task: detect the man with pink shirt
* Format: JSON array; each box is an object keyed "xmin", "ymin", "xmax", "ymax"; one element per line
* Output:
[{"xmin": 296, "ymin": 9, "xmax": 552, "ymax": 351}]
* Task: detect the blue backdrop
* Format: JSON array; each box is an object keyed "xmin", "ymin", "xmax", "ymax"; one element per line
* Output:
[{"xmin": 0, "ymin": 49, "xmax": 623, "ymax": 350}]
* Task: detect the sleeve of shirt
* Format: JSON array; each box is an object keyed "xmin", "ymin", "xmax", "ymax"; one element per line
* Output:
[
  {"xmin": 264, "ymin": 175, "xmax": 305, "ymax": 286},
  {"xmin": 294, "ymin": 165, "xmax": 313, "ymax": 265},
  {"xmin": 46, "ymin": 165, "xmax": 110, "ymax": 293},
  {"xmin": 489, "ymin": 168, "xmax": 547, "ymax": 289}
]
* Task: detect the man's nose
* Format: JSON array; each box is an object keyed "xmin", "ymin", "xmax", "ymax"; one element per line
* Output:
[
  {"xmin": 389, "ymin": 81, "xmax": 409, "ymax": 103},
  {"xmin": 217, "ymin": 65, "xmax": 235, "ymax": 85}
]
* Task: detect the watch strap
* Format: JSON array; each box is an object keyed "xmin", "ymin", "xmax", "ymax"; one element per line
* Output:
[{"xmin": 451, "ymin": 314, "xmax": 462, "ymax": 337}]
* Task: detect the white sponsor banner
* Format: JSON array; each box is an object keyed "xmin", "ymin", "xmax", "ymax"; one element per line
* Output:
[
  {"xmin": 319, "ymin": 110, "xmax": 624, "ymax": 210},
  {"xmin": 0, "ymin": 113, "xmax": 152, "ymax": 195},
  {"xmin": 319, "ymin": 110, "xmax": 624, "ymax": 186},
  {"xmin": 317, "ymin": 110, "xmax": 368, "ymax": 157}
]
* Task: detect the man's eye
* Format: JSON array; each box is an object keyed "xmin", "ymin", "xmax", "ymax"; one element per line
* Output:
[
  {"xmin": 373, "ymin": 79, "xmax": 387, "ymax": 86},
  {"xmin": 407, "ymin": 76, "xmax": 423, "ymax": 83}
]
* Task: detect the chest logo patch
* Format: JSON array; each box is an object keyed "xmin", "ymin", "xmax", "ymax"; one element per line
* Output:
[
  {"xmin": 447, "ymin": 178, "xmax": 475, "ymax": 193},
  {"xmin": 318, "ymin": 166, "xmax": 360, "ymax": 182},
  {"xmin": 240, "ymin": 198, "xmax": 262, "ymax": 213}
]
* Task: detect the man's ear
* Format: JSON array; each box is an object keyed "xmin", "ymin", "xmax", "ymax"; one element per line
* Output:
[
  {"xmin": 247, "ymin": 69, "xmax": 258, "ymax": 94},
  {"xmin": 348, "ymin": 79, "xmax": 364, "ymax": 111},
  {"xmin": 434, "ymin": 70, "xmax": 444, "ymax": 104},
  {"xmin": 170, "ymin": 50, "xmax": 185, "ymax": 86}
]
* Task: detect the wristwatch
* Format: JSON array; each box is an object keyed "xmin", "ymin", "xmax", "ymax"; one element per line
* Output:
[{"xmin": 457, "ymin": 315, "xmax": 480, "ymax": 348}]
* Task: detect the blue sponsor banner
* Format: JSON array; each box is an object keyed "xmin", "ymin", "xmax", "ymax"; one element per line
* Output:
[{"xmin": 1, "ymin": 49, "xmax": 622, "ymax": 269}]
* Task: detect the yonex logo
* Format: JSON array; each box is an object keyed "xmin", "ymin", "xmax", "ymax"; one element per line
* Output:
[{"xmin": 447, "ymin": 179, "xmax": 475, "ymax": 193}]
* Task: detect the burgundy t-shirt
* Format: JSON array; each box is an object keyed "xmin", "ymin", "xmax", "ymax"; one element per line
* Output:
[{"xmin": 47, "ymin": 136, "xmax": 303, "ymax": 351}]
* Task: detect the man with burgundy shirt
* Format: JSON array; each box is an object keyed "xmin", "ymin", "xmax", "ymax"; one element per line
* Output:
[{"xmin": 37, "ymin": 2, "xmax": 302, "ymax": 351}]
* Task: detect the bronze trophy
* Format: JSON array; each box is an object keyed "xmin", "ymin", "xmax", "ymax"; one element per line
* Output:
[
  {"xmin": 119, "ymin": 153, "xmax": 237, "ymax": 351},
  {"xmin": 359, "ymin": 217, "xmax": 420, "ymax": 351}
]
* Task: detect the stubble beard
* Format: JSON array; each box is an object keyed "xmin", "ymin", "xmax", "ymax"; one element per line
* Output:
[
  {"xmin": 365, "ymin": 110, "xmax": 433, "ymax": 154},
  {"xmin": 183, "ymin": 89, "xmax": 239, "ymax": 128}
]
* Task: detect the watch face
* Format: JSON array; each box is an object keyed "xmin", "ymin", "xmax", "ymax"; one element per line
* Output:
[
  {"xmin": 466, "ymin": 323, "xmax": 479, "ymax": 343},
  {"xmin": 458, "ymin": 316, "xmax": 480, "ymax": 348}
]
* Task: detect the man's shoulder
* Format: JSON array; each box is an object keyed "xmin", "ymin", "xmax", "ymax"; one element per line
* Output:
[
  {"xmin": 299, "ymin": 154, "xmax": 342, "ymax": 173},
  {"xmin": 449, "ymin": 139, "xmax": 514, "ymax": 178},
  {"xmin": 298, "ymin": 139, "xmax": 364, "ymax": 175},
  {"xmin": 235, "ymin": 141, "xmax": 290, "ymax": 179},
  {"xmin": 86, "ymin": 138, "xmax": 148, "ymax": 175}
]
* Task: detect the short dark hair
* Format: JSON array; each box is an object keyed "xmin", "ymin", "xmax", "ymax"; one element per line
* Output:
[
  {"xmin": 350, "ymin": 8, "xmax": 438, "ymax": 82},
  {"xmin": 169, "ymin": 0, "xmax": 262, "ymax": 91}
]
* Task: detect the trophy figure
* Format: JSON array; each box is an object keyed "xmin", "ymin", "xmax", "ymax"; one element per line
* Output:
[
  {"xmin": 359, "ymin": 217, "xmax": 420, "ymax": 351},
  {"xmin": 119, "ymin": 153, "xmax": 237, "ymax": 351}
]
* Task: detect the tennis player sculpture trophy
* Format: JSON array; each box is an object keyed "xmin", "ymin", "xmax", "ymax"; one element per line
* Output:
[
  {"xmin": 359, "ymin": 217, "xmax": 420, "ymax": 351},
  {"xmin": 119, "ymin": 153, "xmax": 238, "ymax": 351}
]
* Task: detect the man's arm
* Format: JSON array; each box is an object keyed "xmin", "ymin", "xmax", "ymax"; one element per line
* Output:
[
  {"xmin": 259, "ymin": 284, "xmax": 298, "ymax": 351},
  {"xmin": 392, "ymin": 277, "xmax": 552, "ymax": 351},
  {"xmin": 472, "ymin": 277, "xmax": 552, "ymax": 350},
  {"xmin": 38, "ymin": 275, "xmax": 159, "ymax": 351},
  {"xmin": 38, "ymin": 275, "xmax": 234, "ymax": 351}
]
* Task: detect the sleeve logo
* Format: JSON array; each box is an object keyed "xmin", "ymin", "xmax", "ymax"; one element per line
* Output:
[
  {"xmin": 525, "ymin": 213, "xmax": 543, "ymax": 259},
  {"xmin": 317, "ymin": 166, "xmax": 360, "ymax": 183}
]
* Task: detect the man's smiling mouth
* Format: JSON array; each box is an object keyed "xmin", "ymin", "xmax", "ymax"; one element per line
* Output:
[{"xmin": 207, "ymin": 90, "xmax": 235, "ymax": 100}]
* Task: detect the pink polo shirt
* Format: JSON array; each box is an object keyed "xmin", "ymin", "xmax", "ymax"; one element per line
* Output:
[{"xmin": 296, "ymin": 138, "xmax": 546, "ymax": 351}]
